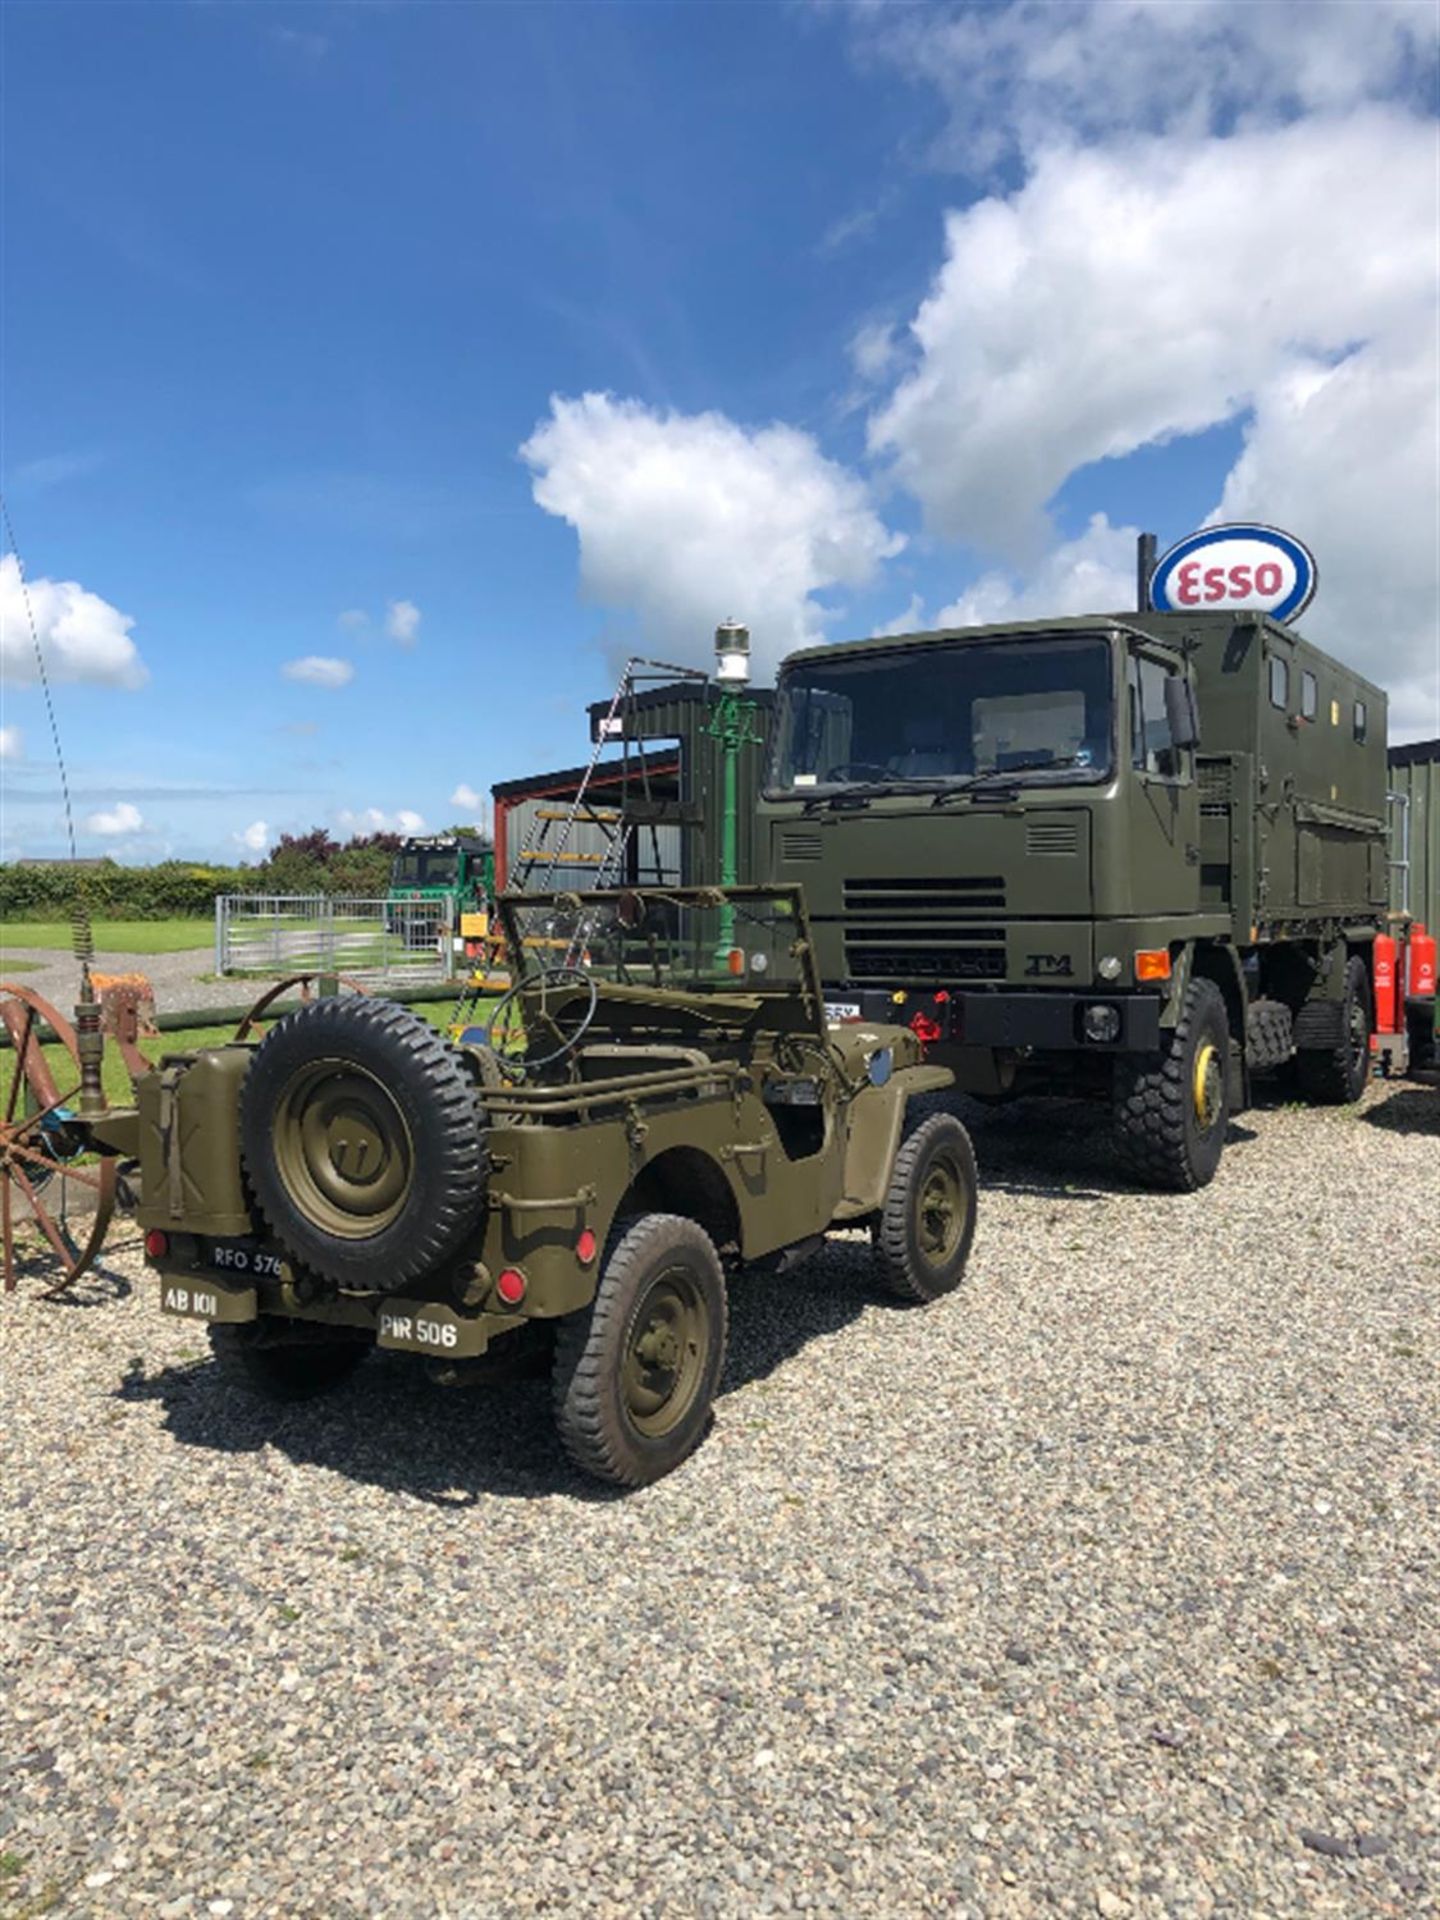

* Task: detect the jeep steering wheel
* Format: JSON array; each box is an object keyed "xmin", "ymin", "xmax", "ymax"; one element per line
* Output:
[{"xmin": 483, "ymin": 965, "xmax": 599, "ymax": 1076}]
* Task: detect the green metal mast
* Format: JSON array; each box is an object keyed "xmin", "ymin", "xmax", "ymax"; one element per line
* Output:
[{"xmin": 704, "ymin": 619, "xmax": 762, "ymax": 961}]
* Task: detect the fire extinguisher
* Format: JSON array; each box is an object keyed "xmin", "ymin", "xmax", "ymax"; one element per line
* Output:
[
  {"xmin": 1408, "ymin": 922, "xmax": 1437, "ymax": 1002},
  {"xmin": 1373, "ymin": 932, "xmax": 1398, "ymax": 1035}
]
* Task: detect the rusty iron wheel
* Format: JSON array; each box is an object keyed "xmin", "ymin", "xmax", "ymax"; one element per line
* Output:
[
  {"xmin": 0, "ymin": 985, "xmax": 119, "ymax": 1295},
  {"xmin": 232, "ymin": 973, "xmax": 370, "ymax": 1043}
]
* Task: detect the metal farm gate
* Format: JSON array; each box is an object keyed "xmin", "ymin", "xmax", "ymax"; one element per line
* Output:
[{"xmin": 215, "ymin": 894, "xmax": 457, "ymax": 987}]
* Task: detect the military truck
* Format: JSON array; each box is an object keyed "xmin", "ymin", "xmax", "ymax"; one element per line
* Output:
[
  {"xmin": 761, "ymin": 610, "xmax": 1389, "ymax": 1190},
  {"xmin": 96, "ymin": 886, "xmax": 976, "ymax": 1487}
]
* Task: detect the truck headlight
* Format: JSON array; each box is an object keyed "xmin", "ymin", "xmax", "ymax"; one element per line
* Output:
[{"xmin": 1098, "ymin": 955, "xmax": 1122, "ymax": 980}]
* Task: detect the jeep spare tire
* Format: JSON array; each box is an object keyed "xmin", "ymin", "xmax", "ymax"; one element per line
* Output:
[{"xmin": 240, "ymin": 997, "xmax": 487, "ymax": 1291}]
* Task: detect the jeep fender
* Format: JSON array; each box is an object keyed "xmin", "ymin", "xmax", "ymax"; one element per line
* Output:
[{"xmin": 833, "ymin": 1063, "xmax": 954, "ymax": 1223}]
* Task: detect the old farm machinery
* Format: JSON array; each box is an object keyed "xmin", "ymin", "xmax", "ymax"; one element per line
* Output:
[{"xmin": 0, "ymin": 954, "xmax": 368, "ymax": 1295}]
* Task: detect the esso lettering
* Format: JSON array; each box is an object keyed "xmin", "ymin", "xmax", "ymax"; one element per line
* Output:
[{"xmin": 1174, "ymin": 558, "xmax": 1286, "ymax": 607}]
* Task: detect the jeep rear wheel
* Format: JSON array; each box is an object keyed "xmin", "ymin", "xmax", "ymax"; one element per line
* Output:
[
  {"xmin": 874, "ymin": 1112, "xmax": 978, "ymax": 1303},
  {"xmin": 209, "ymin": 1321, "xmax": 370, "ymax": 1402},
  {"xmin": 552, "ymin": 1214, "xmax": 727, "ymax": 1488},
  {"xmin": 1112, "ymin": 977, "xmax": 1230, "ymax": 1192},
  {"xmin": 241, "ymin": 997, "xmax": 487, "ymax": 1292}
]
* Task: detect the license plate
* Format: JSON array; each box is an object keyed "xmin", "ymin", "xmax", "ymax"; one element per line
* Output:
[
  {"xmin": 825, "ymin": 1001, "xmax": 862, "ymax": 1023},
  {"xmin": 160, "ymin": 1278, "xmax": 256, "ymax": 1323},
  {"xmin": 208, "ymin": 1240, "xmax": 285, "ymax": 1279}
]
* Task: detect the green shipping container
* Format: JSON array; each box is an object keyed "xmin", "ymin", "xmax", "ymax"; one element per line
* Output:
[{"xmin": 1389, "ymin": 738, "xmax": 1440, "ymax": 934}]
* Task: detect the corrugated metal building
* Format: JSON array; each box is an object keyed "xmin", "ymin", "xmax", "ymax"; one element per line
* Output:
[
  {"xmin": 489, "ymin": 680, "xmax": 776, "ymax": 896},
  {"xmin": 1389, "ymin": 737, "xmax": 1440, "ymax": 933}
]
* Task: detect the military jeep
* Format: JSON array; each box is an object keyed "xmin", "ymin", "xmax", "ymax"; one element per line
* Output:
[{"xmin": 124, "ymin": 886, "xmax": 977, "ymax": 1486}]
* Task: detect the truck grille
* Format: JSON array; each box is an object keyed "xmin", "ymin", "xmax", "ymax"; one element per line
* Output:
[{"xmin": 842, "ymin": 876, "xmax": 1007, "ymax": 983}]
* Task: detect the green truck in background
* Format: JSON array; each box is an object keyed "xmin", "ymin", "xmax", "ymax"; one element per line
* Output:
[
  {"xmin": 761, "ymin": 609, "xmax": 1390, "ymax": 1191},
  {"xmin": 386, "ymin": 832, "xmax": 495, "ymax": 947}
]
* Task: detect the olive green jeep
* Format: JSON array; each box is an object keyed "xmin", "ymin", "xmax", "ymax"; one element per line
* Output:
[{"xmin": 126, "ymin": 886, "xmax": 977, "ymax": 1486}]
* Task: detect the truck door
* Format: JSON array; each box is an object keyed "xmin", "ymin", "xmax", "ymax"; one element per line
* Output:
[{"xmin": 1124, "ymin": 647, "xmax": 1201, "ymax": 917}]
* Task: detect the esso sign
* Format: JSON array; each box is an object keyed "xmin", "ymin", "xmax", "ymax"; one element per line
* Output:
[{"xmin": 1150, "ymin": 525, "xmax": 1317, "ymax": 624}]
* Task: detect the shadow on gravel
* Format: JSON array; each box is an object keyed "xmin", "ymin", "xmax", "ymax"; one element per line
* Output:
[
  {"xmin": 951, "ymin": 1094, "xmax": 1256, "ymax": 1200},
  {"xmin": 1361, "ymin": 1086, "xmax": 1440, "ymax": 1136},
  {"xmin": 111, "ymin": 1238, "xmax": 885, "ymax": 1504}
]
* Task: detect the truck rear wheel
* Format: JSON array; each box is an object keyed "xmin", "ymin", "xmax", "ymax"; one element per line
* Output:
[
  {"xmin": 208, "ymin": 1321, "xmax": 370, "ymax": 1403},
  {"xmin": 1113, "ymin": 977, "xmax": 1230, "ymax": 1192},
  {"xmin": 874, "ymin": 1112, "xmax": 978, "ymax": 1303},
  {"xmin": 240, "ymin": 997, "xmax": 487, "ymax": 1292},
  {"xmin": 1295, "ymin": 955, "xmax": 1372, "ymax": 1105},
  {"xmin": 552, "ymin": 1214, "xmax": 727, "ymax": 1488}
]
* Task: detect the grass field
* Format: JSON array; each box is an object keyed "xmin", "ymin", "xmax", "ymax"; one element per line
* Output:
[
  {"xmin": 1, "ymin": 919, "xmax": 214, "ymax": 955},
  {"xmin": 1, "ymin": 997, "xmax": 496, "ymax": 1114}
]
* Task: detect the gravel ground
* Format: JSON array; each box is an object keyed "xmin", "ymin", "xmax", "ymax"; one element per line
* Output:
[
  {"xmin": 2, "ymin": 1080, "xmax": 1436, "ymax": 1919},
  {"xmin": 0, "ymin": 948, "xmax": 326, "ymax": 1021}
]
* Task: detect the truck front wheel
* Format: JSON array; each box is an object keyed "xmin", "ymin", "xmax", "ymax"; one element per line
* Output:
[
  {"xmin": 552, "ymin": 1214, "xmax": 728, "ymax": 1488},
  {"xmin": 1113, "ymin": 978, "xmax": 1230, "ymax": 1192}
]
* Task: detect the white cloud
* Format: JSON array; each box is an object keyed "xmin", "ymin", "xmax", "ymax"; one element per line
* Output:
[
  {"xmin": 866, "ymin": 109, "xmax": 1439, "ymax": 714},
  {"xmin": 385, "ymin": 598, "xmax": 421, "ymax": 647},
  {"xmin": 335, "ymin": 806, "xmax": 425, "ymax": 836},
  {"xmin": 855, "ymin": 0, "xmax": 1438, "ymax": 170},
  {"xmin": 1212, "ymin": 325, "xmax": 1440, "ymax": 740},
  {"xmin": 871, "ymin": 111, "xmax": 1437, "ymax": 558},
  {"xmin": 934, "ymin": 514, "xmax": 1140, "ymax": 628},
  {"xmin": 0, "ymin": 725, "xmax": 21, "ymax": 761},
  {"xmin": 521, "ymin": 392, "xmax": 903, "ymax": 676},
  {"xmin": 450, "ymin": 783, "xmax": 483, "ymax": 813},
  {"xmin": 86, "ymin": 800, "xmax": 144, "ymax": 836},
  {"xmin": 337, "ymin": 608, "xmax": 369, "ymax": 633},
  {"xmin": 234, "ymin": 819, "xmax": 269, "ymax": 854},
  {"xmin": 0, "ymin": 553, "xmax": 148, "ymax": 689},
  {"xmin": 282, "ymin": 655, "xmax": 354, "ymax": 689}
]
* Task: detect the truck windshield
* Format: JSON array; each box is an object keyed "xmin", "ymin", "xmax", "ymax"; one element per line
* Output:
[
  {"xmin": 394, "ymin": 852, "xmax": 457, "ymax": 887},
  {"xmin": 768, "ymin": 635, "xmax": 1114, "ymax": 794}
]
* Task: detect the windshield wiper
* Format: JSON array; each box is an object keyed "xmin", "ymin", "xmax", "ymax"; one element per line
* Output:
[
  {"xmin": 800, "ymin": 776, "xmax": 951, "ymax": 812},
  {"xmin": 932, "ymin": 756, "xmax": 1091, "ymax": 802}
]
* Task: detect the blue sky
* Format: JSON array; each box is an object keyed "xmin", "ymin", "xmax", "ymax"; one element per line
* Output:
[{"xmin": 2, "ymin": 0, "xmax": 1437, "ymax": 862}]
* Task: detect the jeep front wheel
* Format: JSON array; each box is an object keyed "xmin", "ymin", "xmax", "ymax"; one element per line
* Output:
[
  {"xmin": 552, "ymin": 1214, "xmax": 728, "ymax": 1488},
  {"xmin": 874, "ymin": 1112, "xmax": 979, "ymax": 1303}
]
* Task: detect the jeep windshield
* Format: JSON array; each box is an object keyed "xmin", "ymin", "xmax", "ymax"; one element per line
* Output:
[
  {"xmin": 503, "ymin": 889, "xmax": 813, "ymax": 996},
  {"xmin": 767, "ymin": 634, "xmax": 1115, "ymax": 796}
]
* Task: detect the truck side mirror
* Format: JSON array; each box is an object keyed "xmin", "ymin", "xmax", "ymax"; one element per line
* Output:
[{"xmin": 1165, "ymin": 675, "xmax": 1201, "ymax": 749}]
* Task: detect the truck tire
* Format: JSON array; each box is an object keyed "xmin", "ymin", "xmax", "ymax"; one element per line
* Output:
[
  {"xmin": 874, "ymin": 1112, "xmax": 978, "ymax": 1303},
  {"xmin": 240, "ymin": 997, "xmax": 487, "ymax": 1292},
  {"xmin": 1295, "ymin": 955, "xmax": 1371, "ymax": 1105},
  {"xmin": 552, "ymin": 1214, "xmax": 727, "ymax": 1488},
  {"xmin": 1112, "ymin": 977, "xmax": 1230, "ymax": 1192},
  {"xmin": 208, "ymin": 1321, "xmax": 370, "ymax": 1402},
  {"xmin": 1244, "ymin": 997, "xmax": 1294, "ymax": 1074},
  {"xmin": 1405, "ymin": 1000, "xmax": 1437, "ymax": 1073}
]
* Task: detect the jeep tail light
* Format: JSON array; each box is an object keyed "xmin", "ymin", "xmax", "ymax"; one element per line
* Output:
[
  {"xmin": 496, "ymin": 1267, "xmax": 527, "ymax": 1306},
  {"xmin": 575, "ymin": 1229, "xmax": 597, "ymax": 1266},
  {"xmin": 145, "ymin": 1230, "xmax": 169, "ymax": 1261}
]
